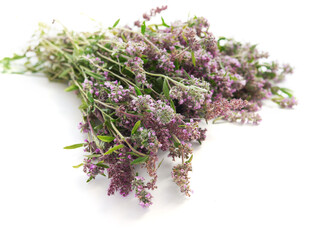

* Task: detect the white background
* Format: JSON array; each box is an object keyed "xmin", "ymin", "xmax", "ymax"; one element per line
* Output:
[{"xmin": 0, "ymin": 0, "xmax": 319, "ymax": 239}]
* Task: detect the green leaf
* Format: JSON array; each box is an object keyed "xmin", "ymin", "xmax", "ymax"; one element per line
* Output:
[
  {"xmin": 84, "ymin": 154, "xmax": 101, "ymax": 158},
  {"xmin": 217, "ymin": 37, "xmax": 227, "ymax": 51},
  {"xmin": 148, "ymin": 26, "xmax": 156, "ymax": 32},
  {"xmin": 218, "ymin": 60, "xmax": 225, "ymax": 70},
  {"xmin": 87, "ymin": 92, "xmax": 94, "ymax": 103},
  {"xmin": 131, "ymin": 156, "xmax": 149, "ymax": 165},
  {"xmin": 112, "ymin": 19, "xmax": 120, "ymax": 28},
  {"xmin": 141, "ymin": 21, "xmax": 146, "ymax": 35},
  {"xmin": 64, "ymin": 143, "xmax": 84, "ymax": 149},
  {"xmin": 72, "ymin": 163, "xmax": 83, "ymax": 168},
  {"xmin": 0, "ymin": 53, "xmax": 26, "ymax": 72},
  {"xmin": 11, "ymin": 53, "xmax": 26, "ymax": 60},
  {"xmin": 134, "ymin": 86, "xmax": 142, "ymax": 96},
  {"xmin": 170, "ymin": 99, "xmax": 176, "ymax": 113},
  {"xmin": 191, "ymin": 51, "xmax": 196, "ymax": 67},
  {"xmin": 104, "ymin": 144, "xmax": 124, "ymax": 155},
  {"xmin": 131, "ymin": 120, "xmax": 141, "ymax": 135},
  {"xmin": 97, "ymin": 135, "xmax": 115, "ymax": 143},
  {"xmin": 59, "ymin": 68, "xmax": 71, "ymax": 78},
  {"xmin": 94, "ymin": 124, "xmax": 103, "ymax": 130},
  {"xmin": 186, "ymin": 154, "xmax": 193, "ymax": 164},
  {"xmin": 86, "ymin": 176, "xmax": 93, "ymax": 183},
  {"xmin": 64, "ymin": 84, "xmax": 78, "ymax": 92},
  {"xmin": 271, "ymin": 86, "xmax": 280, "ymax": 95},
  {"xmin": 157, "ymin": 158, "xmax": 165, "ymax": 169},
  {"xmin": 127, "ymin": 152, "xmax": 140, "ymax": 157},
  {"xmin": 79, "ymin": 102, "xmax": 88, "ymax": 110},
  {"xmin": 271, "ymin": 96, "xmax": 284, "ymax": 104},
  {"xmin": 174, "ymin": 59, "xmax": 180, "ymax": 70},
  {"xmin": 161, "ymin": 17, "xmax": 170, "ymax": 27},
  {"xmin": 280, "ymin": 87, "xmax": 293, "ymax": 98},
  {"xmin": 183, "ymin": 69, "xmax": 192, "ymax": 80},
  {"xmin": 144, "ymin": 88, "xmax": 152, "ymax": 94},
  {"xmin": 84, "ymin": 69, "xmax": 105, "ymax": 80},
  {"xmin": 250, "ymin": 44, "xmax": 257, "ymax": 52},
  {"xmin": 96, "ymin": 161, "xmax": 109, "ymax": 168},
  {"xmin": 163, "ymin": 78, "xmax": 170, "ymax": 99},
  {"xmin": 182, "ymin": 33, "xmax": 188, "ymax": 44}
]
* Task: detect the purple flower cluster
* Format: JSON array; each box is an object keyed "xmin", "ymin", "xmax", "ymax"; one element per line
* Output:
[
  {"xmin": 131, "ymin": 95, "xmax": 176, "ymax": 125},
  {"xmin": 172, "ymin": 163, "xmax": 193, "ymax": 197},
  {"xmin": 131, "ymin": 127, "xmax": 161, "ymax": 153},
  {"xmin": 124, "ymin": 57, "xmax": 147, "ymax": 86},
  {"xmin": 132, "ymin": 176, "xmax": 153, "ymax": 207},
  {"xmin": 83, "ymin": 159, "xmax": 105, "ymax": 179},
  {"xmin": 158, "ymin": 50, "xmax": 175, "ymax": 72},
  {"xmin": 104, "ymin": 81, "xmax": 130, "ymax": 103},
  {"xmin": 107, "ymin": 152, "xmax": 134, "ymax": 197}
]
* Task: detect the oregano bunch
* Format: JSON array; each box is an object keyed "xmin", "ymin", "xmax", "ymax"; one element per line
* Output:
[{"xmin": 0, "ymin": 6, "xmax": 296, "ymax": 207}]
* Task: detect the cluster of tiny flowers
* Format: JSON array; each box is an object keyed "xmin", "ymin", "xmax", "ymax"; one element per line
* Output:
[
  {"xmin": 273, "ymin": 96, "xmax": 298, "ymax": 108},
  {"xmin": 132, "ymin": 176, "xmax": 153, "ymax": 207},
  {"xmin": 83, "ymin": 159, "xmax": 105, "ymax": 179},
  {"xmin": 82, "ymin": 78, "xmax": 93, "ymax": 93},
  {"xmin": 228, "ymin": 110, "xmax": 262, "ymax": 125},
  {"xmin": 78, "ymin": 122, "xmax": 89, "ymax": 133},
  {"xmin": 206, "ymin": 97, "xmax": 249, "ymax": 120},
  {"xmin": 153, "ymin": 100, "xmax": 175, "ymax": 124},
  {"xmin": 125, "ymin": 41, "xmax": 147, "ymax": 57},
  {"xmin": 104, "ymin": 81, "xmax": 130, "ymax": 102},
  {"xmin": 131, "ymin": 95, "xmax": 175, "ymax": 125},
  {"xmin": 158, "ymin": 50, "xmax": 175, "ymax": 72},
  {"xmin": 171, "ymin": 163, "xmax": 193, "ymax": 197},
  {"xmin": 182, "ymin": 120, "xmax": 205, "ymax": 141},
  {"xmin": 181, "ymin": 28, "xmax": 201, "ymax": 51},
  {"xmin": 124, "ymin": 57, "xmax": 148, "ymax": 86},
  {"xmin": 107, "ymin": 153, "xmax": 133, "ymax": 197},
  {"xmin": 170, "ymin": 86, "xmax": 205, "ymax": 110},
  {"xmin": 169, "ymin": 142, "xmax": 193, "ymax": 161},
  {"xmin": 131, "ymin": 127, "xmax": 161, "ymax": 153},
  {"xmin": 131, "ymin": 95, "xmax": 154, "ymax": 112}
]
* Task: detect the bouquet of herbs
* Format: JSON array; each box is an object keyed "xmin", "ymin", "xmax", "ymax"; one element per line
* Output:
[{"xmin": 1, "ymin": 6, "xmax": 296, "ymax": 207}]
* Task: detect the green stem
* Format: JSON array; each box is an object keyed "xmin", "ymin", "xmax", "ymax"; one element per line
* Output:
[
  {"xmin": 144, "ymin": 71, "xmax": 188, "ymax": 89},
  {"xmin": 109, "ymin": 121, "xmax": 146, "ymax": 157},
  {"xmin": 172, "ymin": 134, "xmax": 184, "ymax": 164}
]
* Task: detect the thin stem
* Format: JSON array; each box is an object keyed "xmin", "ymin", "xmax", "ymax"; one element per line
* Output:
[
  {"xmin": 109, "ymin": 121, "xmax": 146, "ymax": 157},
  {"xmin": 96, "ymin": 43, "xmax": 130, "ymax": 60},
  {"xmin": 95, "ymin": 100, "xmax": 142, "ymax": 119},
  {"xmin": 86, "ymin": 115, "xmax": 104, "ymax": 154},
  {"xmin": 82, "ymin": 58, "xmax": 132, "ymax": 86},
  {"xmin": 96, "ymin": 51, "xmax": 135, "ymax": 76},
  {"xmin": 144, "ymin": 71, "xmax": 188, "ymax": 89},
  {"xmin": 96, "ymin": 42, "xmax": 118, "ymax": 54},
  {"xmin": 175, "ymin": 46, "xmax": 190, "ymax": 58},
  {"xmin": 172, "ymin": 134, "xmax": 184, "ymax": 164},
  {"xmin": 94, "ymin": 99, "xmax": 117, "ymax": 110}
]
